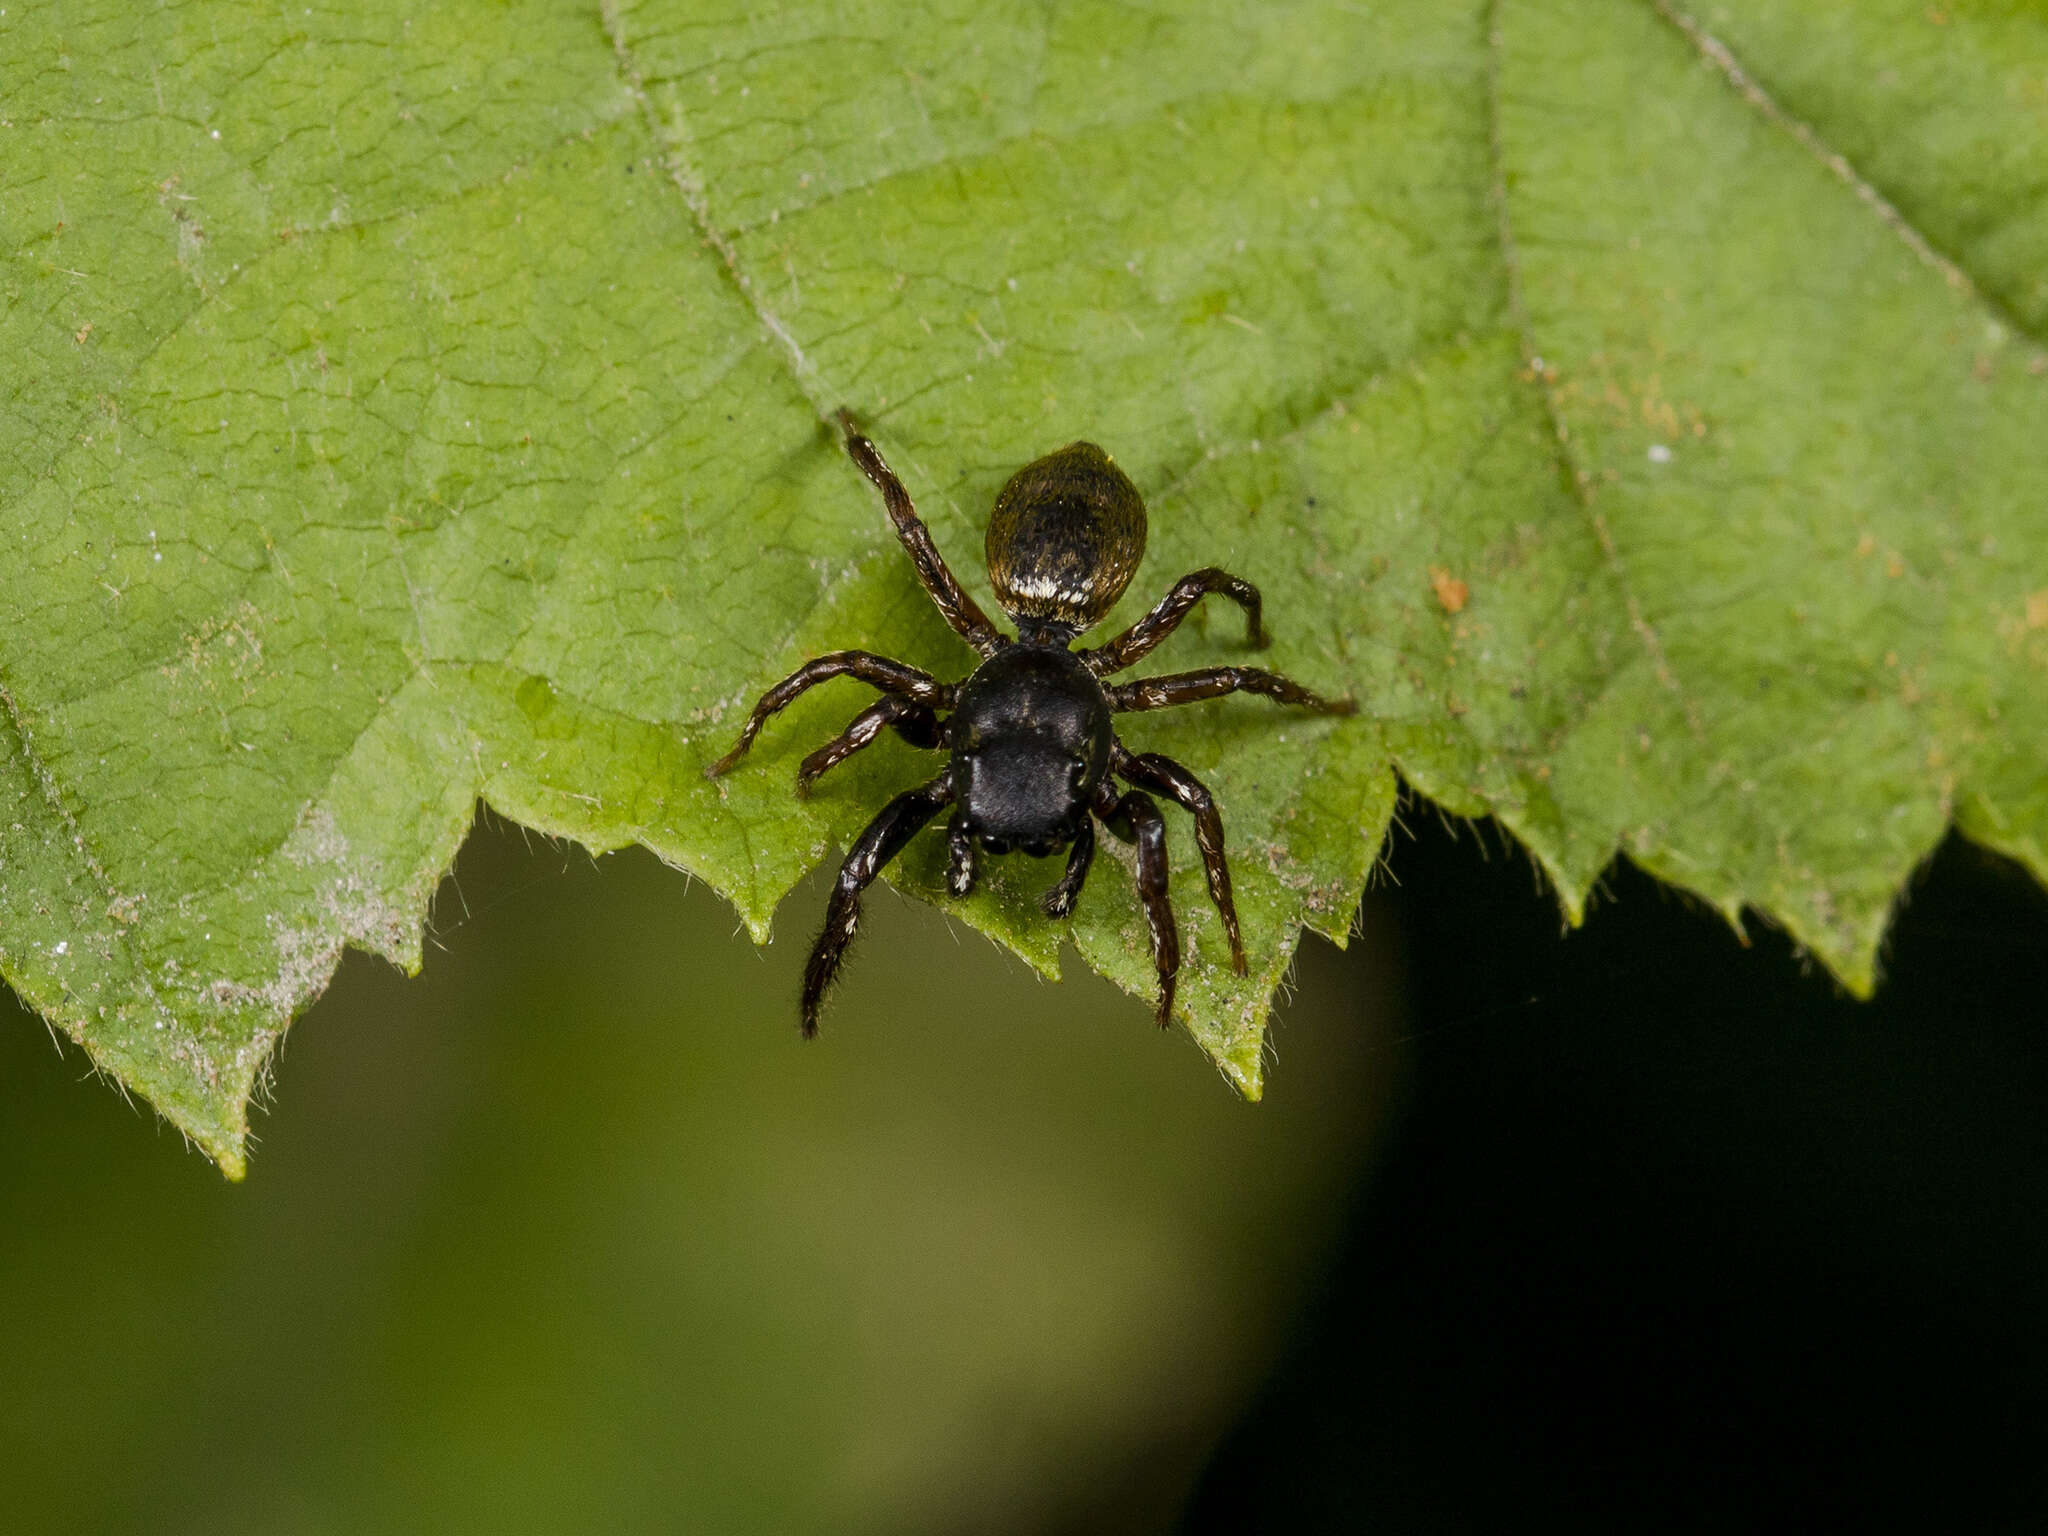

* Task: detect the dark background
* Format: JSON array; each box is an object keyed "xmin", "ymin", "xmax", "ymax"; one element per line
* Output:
[
  {"xmin": 4, "ymin": 798, "xmax": 2044, "ymax": 1531},
  {"xmin": 1185, "ymin": 806, "xmax": 2048, "ymax": 1534}
]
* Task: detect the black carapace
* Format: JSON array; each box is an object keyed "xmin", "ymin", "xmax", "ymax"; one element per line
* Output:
[{"xmin": 707, "ymin": 412, "xmax": 1354, "ymax": 1035}]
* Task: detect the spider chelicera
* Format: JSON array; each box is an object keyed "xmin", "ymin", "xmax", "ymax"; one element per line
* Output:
[{"xmin": 708, "ymin": 411, "xmax": 1355, "ymax": 1035}]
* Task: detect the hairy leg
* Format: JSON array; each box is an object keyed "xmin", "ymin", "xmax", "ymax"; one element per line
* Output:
[
  {"xmin": 1107, "ymin": 666, "xmax": 1355, "ymax": 716},
  {"xmin": 1099, "ymin": 788, "xmax": 1179, "ymax": 1028},
  {"xmin": 706, "ymin": 651, "xmax": 952, "ymax": 779},
  {"xmin": 802, "ymin": 775, "xmax": 951, "ymax": 1036},
  {"xmin": 838, "ymin": 411, "xmax": 1005, "ymax": 657},
  {"xmin": 796, "ymin": 695, "xmax": 944, "ymax": 796},
  {"xmin": 1082, "ymin": 568, "xmax": 1268, "ymax": 676},
  {"xmin": 1040, "ymin": 818, "xmax": 1095, "ymax": 917},
  {"xmin": 1114, "ymin": 747, "xmax": 1245, "ymax": 974}
]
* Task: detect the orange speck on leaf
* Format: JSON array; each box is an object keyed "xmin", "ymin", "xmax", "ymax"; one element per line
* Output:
[{"xmin": 1428, "ymin": 566, "xmax": 1468, "ymax": 614}]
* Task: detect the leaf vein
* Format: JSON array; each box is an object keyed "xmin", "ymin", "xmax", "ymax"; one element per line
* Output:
[
  {"xmin": 601, "ymin": 0, "xmax": 832, "ymax": 417},
  {"xmin": 1646, "ymin": 0, "xmax": 2043, "ymax": 353},
  {"xmin": 1485, "ymin": 0, "xmax": 1702, "ymax": 745}
]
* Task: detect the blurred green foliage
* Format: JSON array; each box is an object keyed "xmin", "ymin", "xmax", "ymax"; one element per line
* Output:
[{"xmin": 0, "ymin": 819, "xmax": 1400, "ymax": 1533}]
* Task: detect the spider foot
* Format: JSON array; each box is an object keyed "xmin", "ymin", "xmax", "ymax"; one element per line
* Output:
[{"xmin": 1152, "ymin": 973, "xmax": 1177, "ymax": 1029}]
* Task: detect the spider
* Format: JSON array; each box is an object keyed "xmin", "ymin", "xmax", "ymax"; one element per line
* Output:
[{"xmin": 708, "ymin": 411, "xmax": 1355, "ymax": 1035}]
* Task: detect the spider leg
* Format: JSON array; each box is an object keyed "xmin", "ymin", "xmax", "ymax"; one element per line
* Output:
[
  {"xmin": 1098, "ymin": 787, "xmax": 1179, "ymax": 1028},
  {"xmin": 1040, "ymin": 817, "xmax": 1095, "ymax": 917},
  {"xmin": 1081, "ymin": 568, "xmax": 1268, "ymax": 677},
  {"xmin": 946, "ymin": 809, "xmax": 978, "ymax": 897},
  {"xmin": 802, "ymin": 774, "xmax": 951, "ymax": 1037},
  {"xmin": 837, "ymin": 411, "xmax": 1006, "ymax": 658},
  {"xmin": 796, "ymin": 695, "xmax": 944, "ymax": 797},
  {"xmin": 706, "ymin": 651, "xmax": 953, "ymax": 779},
  {"xmin": 1107, "ymin": 666, "xmax": 1355, "ymax": 717},
  {"xmin": 1114, "ymin": 746, "xmax": 1246, "ymax": 974}
]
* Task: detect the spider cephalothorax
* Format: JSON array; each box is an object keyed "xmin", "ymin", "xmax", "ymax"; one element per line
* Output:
[{"xmin": 708, "ymin": 412, "xmax": 1355, "ymax": 1035}]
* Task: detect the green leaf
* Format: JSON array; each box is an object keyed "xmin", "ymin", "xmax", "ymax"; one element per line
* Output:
[{"xmin": 4, "ymin": 0, "xmax": 2044, "ymax": 1175}]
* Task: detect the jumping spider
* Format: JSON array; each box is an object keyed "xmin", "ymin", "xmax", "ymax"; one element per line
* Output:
[{"xmin": 708, "ymin": 412, "xmax": 1355, "ymax": 1035}]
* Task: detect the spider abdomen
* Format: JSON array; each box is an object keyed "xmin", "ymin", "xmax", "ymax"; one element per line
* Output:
[{"xmin": 984, "ymin": 442, "xmax": 1147, "ymax": 637}]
